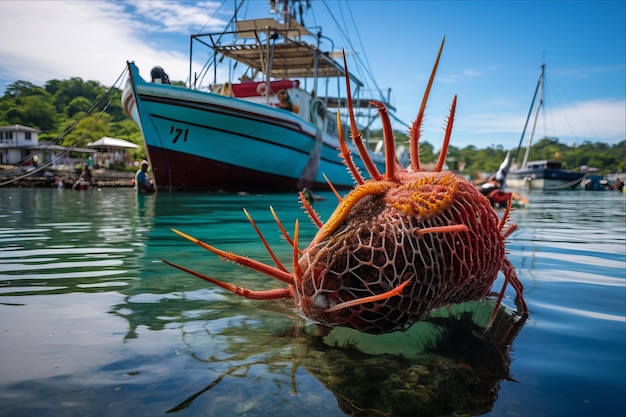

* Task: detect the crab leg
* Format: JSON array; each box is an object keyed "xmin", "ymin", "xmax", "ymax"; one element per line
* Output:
[
  {"xmin": 336, "ymin": 110, "xmax": 364, "ymax": 184},
  {"xmin": 170, "ymin": 229, "xmax": 294, "ymax": 285},
  {"xmin": 299, "ymin": 191, "xmax": 323, "ymax": 228},
  {"xmin": 342, "ymin": 51, "xmax": 382, "ymax": 181},
  {"xmin": 435, "ymin": 95, "xmax": 456, "ymax": 172},
  {"xmin": 371, "ymin": 101, "xmax": 397, "ymax": 181},
  {"xmin": 325, "ymin": 279, "xmax": 412, "ymax": 313},
  {"xmin": 162, "ymin": 259, "xmax": 292, "ymax": 300},
  {"xmin": 323, "ymin": 173, "xmax": 343, "ymax": 202},
  {"xmin": 487, "ymin": 258, "xmax": 528, "ymax": 327},
  {"xmin": 243, "ymin": 209, "xmax": 289, "ymax": 273},
  {"xmin": 410, "ymin": 36, "xmax": 446, "ymax": 172},
  {"xmin": 415, "ymin": 224, "xmax": 468, "ymax": 235}
]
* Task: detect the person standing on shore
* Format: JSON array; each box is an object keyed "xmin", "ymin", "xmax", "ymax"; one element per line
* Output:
[{"xmin": 135, "ymin": 160, "xmax": 154, "ymax": 193}]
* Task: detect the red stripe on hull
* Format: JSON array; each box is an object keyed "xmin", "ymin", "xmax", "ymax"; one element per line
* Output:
[{"xmin": 148, "ymin": 146, "xmax": 334, "ymax": 192}]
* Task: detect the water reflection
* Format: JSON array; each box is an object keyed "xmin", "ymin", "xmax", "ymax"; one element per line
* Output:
[
  {"xmin": 166, "ymin": 302, "xmax": 526, "ymax": 417},
  {"xmin": 0, "ymin": 189, "xmax": 143, "ymax": 296},
  {"xmin": 1, "ymin": 188, "xmax": 622, "ymax": 417}
]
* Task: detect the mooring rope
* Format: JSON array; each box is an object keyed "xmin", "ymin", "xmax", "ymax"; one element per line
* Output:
[{"xmin": 544, "ymin": 173, "xmax": 588, "ymax": 190}]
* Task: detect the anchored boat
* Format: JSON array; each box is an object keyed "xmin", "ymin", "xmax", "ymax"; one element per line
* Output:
[
  {"xmin": 506, "ymin": 159, "xmax": 586, "ymax": 190},
  {"xmin": 122, "ymin": 1, "xmax": 394, "ymax": 192},
  {"xmin": 506, "ymin": 64, "xmax": 585, "ymax": 190}
]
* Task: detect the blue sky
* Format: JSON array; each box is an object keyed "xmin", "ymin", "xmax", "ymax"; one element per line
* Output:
[{"xmin": 0, "ymin": 1, "xmax": 624, "ymax": 151}]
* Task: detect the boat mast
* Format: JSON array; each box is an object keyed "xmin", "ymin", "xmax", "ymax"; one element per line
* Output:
[
  {"xmin": 513, "ymin": 72, "xmax": 540, "ymax": 165},
  {"xmin": 520, "ymin": 63, "xmax": 545, "ymax": 169}
]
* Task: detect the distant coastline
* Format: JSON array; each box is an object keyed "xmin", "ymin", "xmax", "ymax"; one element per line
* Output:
[{"xmin": 0, "ymin": 166, "xmax": 134, "ymax": 188}]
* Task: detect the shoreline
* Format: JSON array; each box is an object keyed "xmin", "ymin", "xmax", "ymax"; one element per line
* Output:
[{"xmin": 0, "ymin": 166, "xmax": 135, "ymax": 188}]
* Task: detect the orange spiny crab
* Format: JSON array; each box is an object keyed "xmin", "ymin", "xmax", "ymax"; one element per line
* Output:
[{"xmin": 163, "ymin": 39, "xmax": 528, "ymax": 334}]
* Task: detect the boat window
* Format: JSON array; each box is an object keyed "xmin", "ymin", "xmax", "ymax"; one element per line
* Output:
[{"xmin": 326, "ymin": 118, "xmax": 336, "ymax": 136}]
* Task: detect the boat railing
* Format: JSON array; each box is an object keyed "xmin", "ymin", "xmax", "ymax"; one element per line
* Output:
[{"xmin": 186, "ymin": 16, "xmax": 384, "ymax": 149}]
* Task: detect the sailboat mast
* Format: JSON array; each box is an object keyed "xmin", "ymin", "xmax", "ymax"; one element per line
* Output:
[
  {"xmin": 513, "ymin": 72, "xmax": 541, "ymax": 164},
  {"xmin": 520, "ymin": 63, "xmax": 545, "ymax": 169}
]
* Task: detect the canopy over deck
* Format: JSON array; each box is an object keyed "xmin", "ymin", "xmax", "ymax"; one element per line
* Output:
[
  {"xmin": 235, "ymin": 18, "xmax": 312, "ymax": 38},
  {"xmin": 193, "ymin": 18, "xmax": 363, "ymax": 87},
  {"xmin": 213, "ymin": 42, "xmax": 351, "ymax": 80}
]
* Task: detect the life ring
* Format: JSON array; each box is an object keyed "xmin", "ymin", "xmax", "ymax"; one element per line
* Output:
[
  {"xmin": 310, "ymin": 98, "xmax": 326, "ymax": 123},
  {"xmin": 256, "ymin": 82, "xmax": 268, "ymax": 96}
]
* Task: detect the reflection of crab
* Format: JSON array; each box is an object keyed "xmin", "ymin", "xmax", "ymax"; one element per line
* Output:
[
  {"xmin": 168, "ymin": 303, "xmax": 528, "ymax": 417},
  {"xmin": 164, "ymin": 38, "xmax": 528, "ymax": 334}
]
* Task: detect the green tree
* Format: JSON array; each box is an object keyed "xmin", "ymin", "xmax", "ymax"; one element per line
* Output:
[
  {"xmin": 51, "ymin": 77, "xmax": 106, "ymax": 113},
  {"xmin": 59, "ymin": 113, "xmax": 111, "ymax": 148},
  {"xmin": 3, "ymin": 80, "xmax": 48, "ymax": 98},
  {"xmin": 0, "ymin": 75, "xmax": 622, "ymax": 174},
  {"xmin": 419, "ymin": 141, "xmax": 436, "ymax": 163},
  {"xmin": 0, "ymin": 95, "xmax": 57, "ymax": 131},
  {"xmin": 66, "ymin": 96, "xmax": 94, "ymax": 118}
]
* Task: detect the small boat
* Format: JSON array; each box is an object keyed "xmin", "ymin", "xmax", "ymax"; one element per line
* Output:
[
  {"xmin": 477, "ymin": 182, "xmax": 528, "ymax": 208},
  {"xmin": 506, "ymin": 64, "xmax": 586, "ymax": 190},
  {"xmin": 122, "ymin": 1, "xmax": 391, "ymax": 192},
  {"xmin": 475, "ymin": 152, "xmax": 528, "ymax": 208},
  {"xmin": 72, "ymin": 180, "xmax": 92, "ymax": 191}
]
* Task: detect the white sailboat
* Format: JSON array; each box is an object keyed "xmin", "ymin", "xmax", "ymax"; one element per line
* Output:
[{"xmin": 506, "ymin": 64, "xmax": 585, "ymax": 190}]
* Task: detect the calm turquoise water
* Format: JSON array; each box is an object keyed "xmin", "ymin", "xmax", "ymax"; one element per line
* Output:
[{"xmin": 0, "ymin": 187, "xmax": 624, "ymax": 417}]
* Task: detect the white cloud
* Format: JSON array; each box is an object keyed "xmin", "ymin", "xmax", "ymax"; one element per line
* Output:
[
  {"xmin": 437, "ymin": 68, "xmax": 484, "ymax": 84},
  {"xmin": 552, "ymin": 64, "xmax": 626, "ymax": 81},
  {"xmin": 547, "ymin": 99, "xmax": 626, "ymax": 140},
  {"xmin": 0, "ymin": 1, "xmax": 225, "ymax": 89},
  {"xmin": 0, "ymin": 1, "xmax": 622, "ymax": 150},
  {"xmin": 459, "ymin": 99, "xmax": 626, "ymax": 143},
  {"xmin": 132, "ymin": 1, "xmax": 226, "ymax": 33}
]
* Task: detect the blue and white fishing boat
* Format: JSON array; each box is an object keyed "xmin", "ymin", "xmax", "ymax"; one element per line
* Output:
[{"xmin": 122, "ymin": 1, "xmax": 393, "ymax": 192}]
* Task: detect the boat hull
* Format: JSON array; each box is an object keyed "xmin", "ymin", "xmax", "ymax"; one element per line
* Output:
[
  {"xmin": 506, "ymin": 168, "xmax": 585, "ymax": 190},
  {"xmin": 123, "ymin": 62, "xmax": 384, "ymax": 192},
  {"xmin": 146, "ymin": 145, "xmax": 332, "ymax": 191}
]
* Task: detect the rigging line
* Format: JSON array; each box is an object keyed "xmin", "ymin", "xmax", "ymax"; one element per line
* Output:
[
  {"xmin": 321, "ymin": 0, "xmax": 384, "ymax": 103},
  {"xmin": 513, "ymin": 69, "xmax": 541, "ymax": 164},
  {"xmin": 337, "ymin": 3, "xmax": 374, "ymax": 93},
  {"xmin": 545, "ymin": 173, "xmax": 587, "ymax": 190},
  {"xmin": 192, "ymin": 0, "xmax": 247, "ymax": 89},
  {"xmin": 544, "ymin": 77, "xmax": 560, "ymax": 141},
  {"xmin": 389, "ymin": 111, "xmax": 410, "ymax": 129},
  {"xmin": 6, "ymin": 66, "xmax": 127, "ymax": 170},
  {"xmin": 56, "ymin": 66, "xmax": 129, "ymax": 144},
  {"xmin": 0, "ymin": 149, "xmax": 74, "ymax": 187},
  {"xmin": 344, "ymin": 1, "xmax": 384, "ymax": 100},
  {"xmin": 195, "ymin": 0, "xmax": 227, "ymax": 34},
  {"xmin": 0, "ymin": 163, "xmax": 53, "ymax": 187},
  {"xmin": 546, "ymin": 71, "xmax": 596, "ymax": 143},
  {"xmin": 320, "ymin": 1, "xmax": 367, "ymax": 86},
  {"xmin": 193, "ymin": 52, "xmax": 217, "ymax": 90},
  {"xmin": 0, "ymin": 66, "xmax": 129, "ymax": 186},
  {"xmin": 73, "ymin": 98, "xmax": 114, "ymax": 149}
]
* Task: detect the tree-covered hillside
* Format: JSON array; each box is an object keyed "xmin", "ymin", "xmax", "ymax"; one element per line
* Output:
[
  {"xmin": 0, "ymin": 77, "xmax": 145, "ymax": 160},
  {"xmin": 365, "ymin": 132, "xmax": 624, "ymax": 176},
  {"xmin": 1, "ymin": 77, "xmax": 624, "ymax": 175}
]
